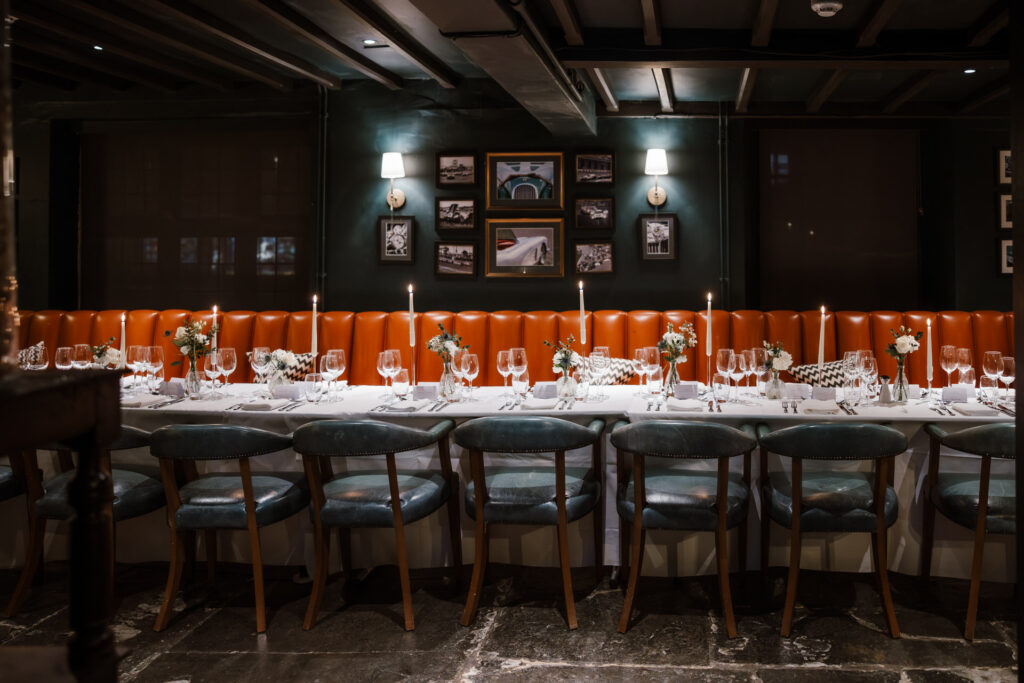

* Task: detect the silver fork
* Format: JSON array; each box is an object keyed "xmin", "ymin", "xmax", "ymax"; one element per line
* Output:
[{"xmin": 782, "ymin": 401, "xmax": 789, "ymax": 414}]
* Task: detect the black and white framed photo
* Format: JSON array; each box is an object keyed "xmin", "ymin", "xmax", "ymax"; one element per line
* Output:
[
  {"xmin": 575, "ymin": 152, "xmax": 614, "ymax": 184},
  {"xmin": 1000, "ymin": 239, "xmax": 1013, "ymax": 275},
  {"xmin": 638, "ymin": 213, "xmax": 677, "ymax": 260},
  {"xmin": 1000, "ymin": 194, "xmax": 1012, "ymax": 229},
  {"xmin": 998, "ymin": 149, "xmax": 1012, "ymax": 184},
  {"xmin": 436, "ymin": 198, "xmax": 476, "ymax": 230},
  {"xmin": 486, "ymin": 152, "xmax": 563, "ymax": 210},
  {"xmin": 573, "ymin": 240, "xmax": 614, "ymax": 275},
  {"xmin": 575, "ymin": 197, "xmax": 614, "ymax": 230},
  {"xmin": 434, "ymin": 241, "xmax": 476, "ymax": 278},
  {"xmin": 485, "ymin": 217, "xmax": 563, "ymax": 278},
  {"xmin": 378, "ymin": 215, "xmax": 414, "ymax": 263},
  {"xmin": 436, "ymin": 152, "xmax": 476, "ymax": 188}
]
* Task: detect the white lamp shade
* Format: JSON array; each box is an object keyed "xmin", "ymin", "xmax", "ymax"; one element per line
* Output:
[
  {"xmin": 381, "ymin": 152, "xmax": 405, "ymax": 179},
  {"xmin": 644, "ymin": 148, "xmax": 668, "ymax": 176}
]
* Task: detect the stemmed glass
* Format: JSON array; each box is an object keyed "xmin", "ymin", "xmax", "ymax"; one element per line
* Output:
[
  {"xmin": 982, "ymin": 351, "xmax": 1004, "ymax": 392},
  {"xmin": 632, "ymin": 348, "xmax": 648, "ymax": 395},
  {"xmin": 126, "ymin": 345, "xmax": 145, "ymax": 392},
  {"xmin": 250, "ymin": 346, "xmax": 271, "ymax": 398},
  {"xmin": 509, "ymin": 347, "xmax": 528, "ymax": 392},
  {"xmin": 642, "ymin": 347, "xmax": 660, "ymax": 392},
  {"xmin": 956, "ymin": 348, "xmax": 974, "ymax": 383},
  {"xmin": 751, "ymin": 347, "xmax": 768, "ymax": 396},
  {"xmin": 72, "ymin": 344, "xmax": 91, "ymax": 369},
  {"xmin": 741, "ymin": 349, "xmax": 756, "ymax": 397},
  {"xmin": 148, "ymin": 346, "xmax": 165, "ymax": 392},
  {"xmin": 590, "ymin": 346, "xmax": 610, "ymax": 400},
  {"xmin": 376, "ymin": 351, "xmax": 390, "ymax": 397},
  {"xmin": 860, "ymin": 356, "xmax": 879, "ymax": 402},
  {"xmin": 320, "ymin": 353, "xmax": 341, "ymax": 402},
  {"xmin": 999, "ymin": 357, "xmax": 1015, "ymax": 398},
  {"xmin": 730, "ymin": 352, "xmax": 746, "ymax": 401},
  {"xmin": 382, "ymin": 349, "xmax": 402, "ymax": 399},
  {"xmin": 939, "ymin": 345, "xmax": 957, "ymax": 388},
  {"xmin": 512, "ymin": 368, "xmax": 530, "ymax": 404},
  {"xmin": 201, "ymin": 351, "xmax": 220, "ymax": 398},
  {"xmin": 217, "ymin": 348, "xmax": 236, "ymax": 389},
  {"xmin": 54, "ymin": 347, "xmax": 73, "ymax": 371},
  {"xmin": 716, "ymin": 348, "xmax": 736, "ymax": 395},
  {"xmin": 497, "ymin": 350, "xmax": 512, "ymax": 398},
  {"xmin": 646, "ymin": 366, "xmax": 664, "ymax": 407},
  {"xmin": 461, "ymin": 353, "xmax": 480, "ymax": 401}
]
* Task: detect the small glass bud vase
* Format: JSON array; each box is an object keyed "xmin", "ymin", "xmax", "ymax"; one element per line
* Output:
[
  {"xmin": 665, "ymin": 360, "xmax": 681, "ymax": 394},
  {"xmin": 892, "ymin": 360, "xmax": 909, "ymax": 404},
  {"xmin": 184, "ymin": 361, "xmax": 202, "ymax": 399},
  {"xmin": 439, "ymin": 361, "xmax": 460, "ymax": 402},
  {"xmin": 765, "ymin": 370, "xmax": 785, "ymax": 400},
  {"xmin": 556, "ymin": 369, "xmax": 577, "ymax": 399}
]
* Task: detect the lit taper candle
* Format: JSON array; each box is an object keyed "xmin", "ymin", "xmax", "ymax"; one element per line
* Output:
[
  {"xmin": 705, "ymin": 293, "xmax": 712, "ymax": 357},
  {"xmin": 817, "ymin": 305, "xmax": 826, "ymax": 384},
  {"xmin": 408, "ymin": 284, "xmax": 415, "ymax": 347},
  {"xmin": 119, "ymin": 312, "xmax": 126, "ymax": 369},
  {"xmin": 211, "ymin": 305, "xmax": 218, "ymax": 351},
  {"xmin": 578, "ymin": 280, "xmax": 586, "ymax": 346},
  {"xmin": 311, "ymin": 295, "xmax": 317, "ymax": 357},
  {"xmin": 926, "ymin": 319, "xmax": 933, "ymax": 387}
]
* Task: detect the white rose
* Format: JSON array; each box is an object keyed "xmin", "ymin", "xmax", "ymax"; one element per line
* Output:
[
  {"xmin": 196, "ymin": 334, "xmax": 207, "ymax": 345},
  {"xmin": 174, "ymin": 326, "xmax": 187, "ymax": 342},
  {"xmin": 772, "ymin": 351, "xmax": 793, "ymax": 371},
  {"xmin": 104, "ymin": 348, "xmax": 120, "ymax": 365},
  {"xmin": 180, "ymin": 345, "xmax": 191, "ymax": 356},
  {"xmin": 444, "ymin": 340, "xmax": 458, "ymax": 355},
  {"xmin": 894, "ymin": 335, "xmax": 918, "ymax": 355}
]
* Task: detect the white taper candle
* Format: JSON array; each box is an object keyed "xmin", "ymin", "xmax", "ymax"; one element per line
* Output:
[
  {"xmin": 705, "ymin": 293, "xmax": 712, "ymax": 357},
  {"xmin": 578, "ymin": 281, "xmax": 585, "ymax": 346},
  {"xmin": 408, "ymin": 285, "xmax": 415, "ymax": 347},
  {"xmin": 817, "ymin": 306, "xmax": 826, "ymax": 383},
  {"xmin": 119, "ymin": 312, "xmax": 126, "ymax": 368},
  {"xmin": 211, "ymin": 305, "xmax": 218, "ymax": 351},
  {"xmin": 311, "ymin": 295, "xmax": 317, "ymax": 357},
  {"xmin": 926, "ymin": 319, "xmax": 933, "ymax": 383}
]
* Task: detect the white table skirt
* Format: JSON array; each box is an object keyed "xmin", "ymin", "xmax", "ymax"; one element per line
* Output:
[{"xmin": 0, "ymin": 384, "xmax": 1013, "ymax": 583}]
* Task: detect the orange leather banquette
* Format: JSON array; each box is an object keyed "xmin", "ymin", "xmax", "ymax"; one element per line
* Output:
[{"xmin": 16, "ymin": 309, "xmax": 1014, "ymax": 387}]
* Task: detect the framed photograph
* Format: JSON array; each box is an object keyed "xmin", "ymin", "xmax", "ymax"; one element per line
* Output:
[
  {"xmin": 1000, "ymin": 194, "xmax": 1012, "ymax": 229},
  {"xmin": 435, "ymin": 241, "xmax": 476, "ymax": 278},
  {"xmin": 575, "ymin": 152, "xmax": 614, "ymax": 184},
  {"xmin": 1000, "ymin": 239, "xmax": 1013, "ymax": 275},
  {"xmin": 378, "ymin": 215, "xmax": 414, "ymax": 263},
  {"xmin": 436, "ymin": 152, "xmax": 476, "ymax": 188},
  {"xmin": 574, "ymin": 240, "xmax": 614, "ymax": 275},
  {"xmin": 436, "ymin": 197, "xmax": 476, "ymax": 230},
  {"xmin": 485, "ymin": 217, "xmax": 563, "ymax": 278},
  {"xmin": 575, "ymin": 197, "xmax": 614, "ymax": 230},
  {"xmin": 639, "ymin": 213, "xmax": 677, "ymax": 260},
  {"xmin": 486, "ymin": 152, "xmax": 563, "ymax": 210},
  {"xmin": 998, "ymin": 149, "xmax": 1012, "ymax": 184}
]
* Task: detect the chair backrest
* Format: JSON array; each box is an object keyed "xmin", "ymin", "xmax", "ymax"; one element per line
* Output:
[
  {"xmin": 611, "ymin": 420, "xmax": 756, "ymax": 459},
  {"xmin": 453, "ymin": 416, "xmax": 602, "ymax": 453},
  {"xmin": 940, "ymin": 423, "xmax": 1015, "ymax": 460},
  {"xmin": 759, "ymin": 422, "xmax": 908, "ymax": 460},
  {"xmin": 150, "ymin": 425, "xmax": 292, "ymax": 460},
  {"xmin": 293, "ymin": 419, "xmax": 454, "ymax": 457},
  {"xmin": 109, "ymin": 425, "xmax": 151, "ymax": 451}
]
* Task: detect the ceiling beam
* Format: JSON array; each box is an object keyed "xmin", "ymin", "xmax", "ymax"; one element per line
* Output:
[
  {"xmin": 735, "ymin": 67, "xmax": 757, "ymax": 113},
  {"xmin": 586, "ymin": 67, "xmax": 618, "ymax": 112},
  {"xmin": 601, "ymin": 100, "xmax": 996, "ymax": 119},
  {"xmin": 881, "ymin": 70, "xmax": 942, "ymax": 113},
  {"xmin": 132, "ymin": 0, "xmax": 341, "ymax": 88},
  {"xmin": 958, "ymin": 75, "xmax": 1010, "ymax": 112},
  {"xmin": 547, "ymin": 0, "xmax": 584, "ymax": 46},
  {"xmin": 639, "ymin": 0, "xmax": 661, "ymax": 46},
  {"xmin": 11, "ymin": 1, "xmax": 233, "ymax": 90},
  {"xmin": 967, "ymin": 1, "xmax": 1008, "ymax": 47},
  {"xmin": 652, "ymin": 67, "xmax": 673, "ymax": 113},
  {"xmin": 329, "ymin": 0, "xmax": 459, "ymax": 87},
  {"xmin": 13, "ymin": 51, "xmax": 130, "ymax": 89},
  {"xmin": 241, "ymin": 0, "xmax": 401, "ymax": 90},
  {"xmin": 806, "ymin": 69, "xmax": 848, "ymax": 112},
  {"xmin": 856, "ymin": 0, "xmax": 906, "ymax": 47},
  {"xmin": 11, "ymin": 64, "xmax": 76, "ymax": 90},
  {"xmin": 67, "ymin": 0, "xmax": 291, "ymax": 90},
  {"xmin": 751, "ymin": 0, "xmax": 779, "ymax": 47}
]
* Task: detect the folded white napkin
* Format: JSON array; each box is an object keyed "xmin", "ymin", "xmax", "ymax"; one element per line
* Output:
[
  {"xmin": 950, "ymin": 402, "xmax": 998, "ymax": 416},
  {"xmin": 942, "ymin": 386, "xmax": 970, "ymax": 402},
  {"xmin": 159, "ymin": 379, "xmax": 185, "ymax": 397},
  {"xmin": 801, "ymin": 399, "xmax": 840, "ymax": 414},
  {"xmin": 121, "ymin": 394, "xmax": 166, "ymax": 408},
  {"xmin": 785, "ymin": 383, "xmax": 812, "ymax": 399},
  {"xmin": 666, "ymin": 398, "xmax": 704, "ymax": 412},
  {"xmin": 385, "ymin": 399, "xmax": 433, "ymax": 412},
  {"xmin": 672, "ymin": 382, "xmax": 702, "ymax": 399},
  {"xmin": 240, "ymin": 399, "xmax": 292, "ymax": 411},
  {"xmin": 520, "ymin": 397, "xmax": 560, "ymax": 410},
  {"xmin": 533, "ymin": 382, "xmax": 558, "ymax": 399}
]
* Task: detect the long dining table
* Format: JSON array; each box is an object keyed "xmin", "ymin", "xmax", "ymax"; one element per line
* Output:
[{"xmin": 1, "ymin": 382, "xmax": 1013, "ymax": 584}]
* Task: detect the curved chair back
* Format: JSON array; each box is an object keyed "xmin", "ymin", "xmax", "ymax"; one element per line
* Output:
[
  {"xmin": 453, "ymin": 416, "xmax": 603, "ymax": 453},
  {"xmin": 293, "ymin": 419, "xmax": 454, "ymax": 457},
  {"xmin": 150, "ymin": 425, "xmax": 292, "ymax": 460},
  {"xmin": 611, "ymin": 421, "xmax": 756, "ymax": 459},
  {"xmin": 110, "ymin": 425, "xmax": 152, "ymax": 451},
  {"xmin": 758, "ymin": 422, "xmax": 907, "ymax": 460},
  {"xmin": 940, "ymin": 423, "xmax": 1015, "ymax": 459}
]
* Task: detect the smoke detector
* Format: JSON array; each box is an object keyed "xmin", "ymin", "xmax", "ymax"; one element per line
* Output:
[{"xmin": 810, "ymin": 1, "xmax": 843, "ymax": 17}]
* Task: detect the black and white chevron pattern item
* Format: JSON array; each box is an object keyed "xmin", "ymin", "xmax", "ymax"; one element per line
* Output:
[
  {"xmin": 247, "ymin": 351, "xmax": 316, "ymax": 383},
  {"xmin": 789, "ymin": 360, "xmax": 845, "ymax": 388},
  {"xmin": 17, "ymin": 341, "xmax": 44, "ymax": 367},
  {"xmin": 591, "ymin": 357, "xmax": 637, "ymax": 386}
]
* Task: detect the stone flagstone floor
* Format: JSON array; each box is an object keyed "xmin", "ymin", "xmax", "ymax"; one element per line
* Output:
[{"xmin": 0, "ymin": 562, "xmax": 1017, "ymax": 681}]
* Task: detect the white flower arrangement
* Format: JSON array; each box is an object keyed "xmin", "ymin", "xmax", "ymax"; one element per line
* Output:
[
  {"xmin": 266, "ymin": 348, "xmax": 298, "ymax": 382},
  {"xmin": 544, "ymin": 335, "xmax": 581, "ymax": 374},
  {"xmin": 89, "ymin": 337, "xmax": 120, "ymax": 366},
  {"xmin": 893, "ymin": 334, "xmax": 920, "ymax": 355},
  {"xmin": 426, "ymin": 324, "xmax": 468, "ymax": 365},
  {"xmin": 885, "ymin": 326, "xmax": 922, "ymax": 361},
  {"xmin": 763, "ymin": 340, "xmax": 792, "ymax": 372},
  {"xmin": 657, "ymin": 322, "xmax": 697, "ymax": 363},
  {"xmin": 165, "ymin": 317, "xmax": 218, "ymax": 367}
]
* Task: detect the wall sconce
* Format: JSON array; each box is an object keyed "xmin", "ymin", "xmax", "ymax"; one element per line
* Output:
[
  {"xmin": 644, "ymin": 148, "xmax": 668, "ymax": 206},
  {"xmin": 381, "ymin": 152, "xmax": 406, "ymax": 209}
]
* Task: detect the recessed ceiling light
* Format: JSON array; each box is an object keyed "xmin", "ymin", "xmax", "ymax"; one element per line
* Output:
[
  {"xmin": 963, "ymin": 68, "xmax": 976, "ymax": 74},
  {"xmin": 362, "ymin": 38, "xmax": 377, "ymax": 45},
  {"xmin": 93, "ymin": 44, "xmax": 103, "ymax": 51}
]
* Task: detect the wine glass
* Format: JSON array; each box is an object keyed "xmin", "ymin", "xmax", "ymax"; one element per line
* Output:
[
  {"xmin": 320, "ymin": 353, "xmax": 341, "ymax": 402},
  {"xmin": 590, "ymin": 346, "xmax": 610, "ymax": 400},
  {"xmin": 392, "ymin": 369, "xmax": 410, "ymax": 402},
  {"xmin": 54, "ymin": 347, "xmax": 73, "ymax": 371},
  {"xmin": 958, "ymin": 367, "xmax": 976, "ymax": 388},
  {"xmin": 979, "ymin": 376, "xmax": 999, "ymax": 401},
  {"xmin": 730, "ymin": 352, "xmax": 746, "ymax": 400},
  {"xmin": 461, "ymin": 352, "xmax": 480, "ymax": 400},
  {"xmin": 642, "ymin": 347, "xmax": 660, "ymax": 389},
  {"xmin": 510, "ymin": 347, "xmax": 528, "ymax": 386},
  {"xmin": 956, "ymin": 348, "xmax": 974, "ymax": 383},
  {"xmin": 632, "ymin": 348, "xmax": 648, "ymax": 394},
  {"xmin": 939, "ymin": 345, "xmax": 957, "ymax": 388},
  {"xmin": 148, "ymin": 346, "xmax": 165, "ymax": 384},
  {"xmin": 217, "ymin": 348, "xmax": 236, "ymax": 389},
  {"xmin": 861, "ymin": 356, "xmax": 879, "ymax": 401},
  {"xmin": 201, "ymin": 351, "xmax": 220, "ymax": 398},
  {"xmin": 303, "ymin": 373, "xmax": 325, "ymax": 404},
  {"xmin": 646, "ymin": 365, "xmax": 663, "ymax": 407},
  {"xmin": 250, "ymin": 346, "xmax": 271, "ymax": 398},
  {"xmin": 741, "ymin": 349, "xmax": 756, "ymax": 396},
  {"xmin": 751, "ymin": 347, "xmax": 769, "ymax": 396},
  {"xmin": 126, "ymin": 345, "xmax": 145, "ymax": 392},
  {"xmin": 376, "ymin": 351, "xmax": 390, "ymax": 396},
  {"xmin": 497, "ymin": 349, "xmax": 512, "ymax": 398},
  {"xmin": 329, "ymin": 349, "xmax": 347, "ymax": 391},
  {"xmin": 982, "ymin": 351, "xmax": 1004, "ymax": 388},
  {"xmin": 72, "ymin": 344, "xmax": 91, "ymax": 369},
  {"xmin": 512, "ymin": 368, "xmax": 530, "ymax": 404},
  {"xmin": 999, "ymin": 357, "xmax": 1015, "ymax": 398},
  {"xmin": 382, "ymin": 349, "xmax": 402, "ymax": 399},
  {"xmin": 716, "ymin": 349, "xmax": 736, "ymax": 394}
]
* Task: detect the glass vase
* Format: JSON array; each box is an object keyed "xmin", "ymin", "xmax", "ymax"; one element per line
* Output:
[
  {"xmin": 892, "ymin": 360, "xmax": 909, "ymax": 404},
  {"xmin": 765, "ymin": 370, "xmax": 785, "ymax": 400},
  {"xmin": 184, "ymin": 361, "xmax": 202, "ymax": 399},
  {"xmin": 439, "ymin": 361, "xmax": 460, "ymax": 402},
  {"xmin": 665, "ymin": 360, "xmax": 681, "ymax": 394},
  {"xmin": 556, "ymin": 369, "xmax": 577, "ymax": 399}
]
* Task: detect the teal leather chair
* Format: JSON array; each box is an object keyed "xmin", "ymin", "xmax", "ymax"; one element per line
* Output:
[
  {"xmin": 5, "ymin": 426, "xmax": 163, "ymax": 617},
  {"xmin": 611, "ymin": 420, "xmax": 756, "ymax": 638},
  {"xmin": 921, "ymin": 422, "xmax": 1015, "ymax": 641},
  {"xmin": 453, "ymin": 416, "xmax": 605, "ymax": 630},
  {"xmin": 149, "ymin": 424, "xmax": 308, "ymax": 634},
  {"xmin": 292, "ymin": 419, "xmax": 460, "ymax": 632},
  {"xmin": 758, "ymin": 422, "xmax": 907, "ymax": 638}
]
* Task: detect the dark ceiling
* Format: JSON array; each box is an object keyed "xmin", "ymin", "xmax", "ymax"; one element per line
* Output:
[{"xmin": 9, "ymin": 0, "xmax": 1010, "ymax": 133}]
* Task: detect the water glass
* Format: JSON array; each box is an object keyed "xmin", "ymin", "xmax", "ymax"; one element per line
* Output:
[
  {"xmin": 958, "ymin": 366, "xmax": 976, "ymax": 388},
  {"xmin": 392, "ymin": 369, "xmax": 410, "ymax": 401},
  {"xmin": 956, "ymin": 348, "xmax": 973, "ymax": 381},
  {"xmin": 860, "ymin": 356, "xmax": 879, "ymax": 401},
  {"xmin": 978, "ymin": 376, "xmax": 999, "ymax": 401},
  {"xmin": 54, "ymin": 346, "xmax": 73, "ymax": 371},
  {"xmin": 72, "ymin": 344, "xmax": 91, "ymax": 369},
  {"xmin": 999, "ymin": 356, "xmax": 1015, "ymax": 398},
  {"xmin": 512, "ymin": 369, "xmax": 530, "ymax": 402},
  {"xmin": 711, "ymin": 372, "xmax": 731, "ymax": 404},
  {"xmin": 303, "ymin": 373, "xmax": 325, "ymax": 403},
  {"xmin": 646, "ymin": 366, "xmax": 663, "ymax": 405}
]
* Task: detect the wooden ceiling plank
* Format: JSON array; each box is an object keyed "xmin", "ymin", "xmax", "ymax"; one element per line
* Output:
[
  {"xmin": 735, "ymin": 67, "xmax": 757, "ymax": 113},
  {"xmin": 331, "ymin": 0, "xmax": 459, "ymax": 87},
  {"xmin": 13, "ymin": 32, "xmax": 178, "ymax": 90},
  {"xmin": 959, "ymin": 75, "xmax": 1010, "ymax": 112},
  {"xmin": 67, "ymin": 0, "xmax": 291, "ymax": 90},
  {"xmin": 600, "ymin": 100, "xmax": 981, "ymax": 118},
  {"xmin": 11, "ymin": 64, "xmax": 76, "ymax": 90},
  {"xmin": 13, "ymin": 52, "xmax": 128, "ymax": 89},
  {"xmin": 881, "ymin": 69, "xmax": 942, "ymax": 113},
  {"xmin": 559, "ymin": 55, "xmax": 1007, "ymax": 71},
  {"xmin": 640, "ymin": 0, "xmax": 661, "ymax": 47},
  {"xmin": 243, "ymin": 0, "xmax": 401, "ymax": 89},
  {"xmin": 652, "ymin": 67, "xmax": 673, "ymax": 113},
  {"xmin": 548, "ymin": 0, "xmax": 584, "ymax": 46},
  {"xmin": 856, "ymin": 0, "xmax": 906, "ymax": 47},
  {"xmin": 132, "ymin": 0, "xmax": 341, "ymax": 88},
  {"xmin": 806, "ymin": 69, "xmax": 848, "ymax": 112},
  {"xmin": 586, "ymin": 67, "xmax": 618, "ymax": 112},
  {"xmin": 967, "ymin": 1, "xmax": 1008, "ymax": 47},
  {"xmin": 751, "ymin": 0, "xmax": 779, "ymax": 47},
  {"xmin": 11, "ymin": 1, "xmax": 233, "ymax": 90}
]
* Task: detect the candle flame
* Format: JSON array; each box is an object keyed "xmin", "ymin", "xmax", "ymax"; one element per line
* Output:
[
  {"xmin": 313, "ymin": 294, "xmax": 317, "ymax": 304},
  {"xmin": 927, "ymin": 319, "xmax": 931, "ymax": 327},
  {"xmin": 408, "ymin": 284, "xmax": 413, "ymax": 293},
  {"xmin": 212, "ymin": 305, "xmax": 217, "ymax": 314},
  {"xmin": 707, "ymin": 292, "xmax": 712, "ymax": 302},
  {"xmin": 578, "ymin": 280, "xmax": 583, "ymax": 290},
  {"xmin": 821, "ymin": 305, "xmax": 825, "ymax": 314},
  {"xmin": 121, "ymin": 313, "xmax": 125, "ymax": 322}
]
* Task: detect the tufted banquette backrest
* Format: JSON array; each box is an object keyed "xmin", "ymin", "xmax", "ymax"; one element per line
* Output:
[{"xmin": 15, "ymin": 308, "xmax": 1014, "ymax": 386}]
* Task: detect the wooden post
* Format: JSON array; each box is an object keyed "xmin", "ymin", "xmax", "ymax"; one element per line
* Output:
[{"xmin": 0, "ymin": 0, "xmax": 19, "ymax": 372}]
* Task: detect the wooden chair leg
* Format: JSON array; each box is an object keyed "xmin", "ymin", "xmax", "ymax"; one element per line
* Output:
[
  {"xmin": 204, "ymin": 530, "xmax": 217, "ymax": 586},
  {"xmin": 717, "ymin": 528, "xmax": 737, "ymax": 639},
  {"xmin": 617, "ymin": 527, "xmax": 645, "ymax": 633},
  {"xmin": 760, "ymin": 492, "xmax": 771, "ymax": 576},
  {"xmin": 592, "ymin": 502, "xmax": 604, "ymax": 583},
  {"xmin": 556, "ymin": 511, "xmax": 577, "ymax": 630},
  {"xmin": 386, "ymin": 453, "xmax": 415, "ymax": 631},
  {"xmin": 445, "ymin": 474, "xmax": 463, "ymax": 585},
  {"xmin": 184, "ymin": 530, "xmax": 196, "ymax": 586},
  {"xmin": 460, "ymin": 516, "xmax": 488, "ymax": 626},
  {"xmin": 4, "ymin": 516, "xmax": 46, "ymax": 617},
  {"xmin": 303, "ymin": 523, "xmax": 331, "ymax": 631},
  {"xmin": 964, "ymin": 531, "xmax": 986, "ymax": 641},
  {"xmin": 153, "ymin": 529, "xmax": 187, "ymax": 632},
  {"xmin": 248, "ymin": 525, "xmax": 267, "ymax": 633},
  {"xmin": 618, "ymin": 516, "xmax": 631, "ymax": 591},
  {"xmin": 780, "ymin": 524, "xmax": 802, "ymax": 637},
  {"xmin": 920, "ymin": 440, "xmax": 940, "ymax": 583},
  {"xmin": 338, "ymin": 528, "xmax": 353, "ymax": 601},
  {"xmin": 874, "ymin": 528, "xmax": 901, "ymax": 638}
]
